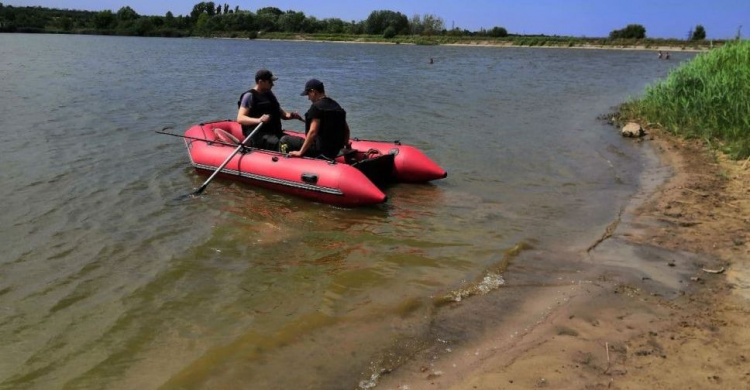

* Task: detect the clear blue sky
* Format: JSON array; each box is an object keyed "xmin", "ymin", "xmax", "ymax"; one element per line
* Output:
[{"xmin": 5, "ymin": 0, "xmax": 749, "ymax": 39}]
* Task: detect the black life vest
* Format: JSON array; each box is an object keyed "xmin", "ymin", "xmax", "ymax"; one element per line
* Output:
[
  {"xmin": 305, "ymin": 97, "xmax": 347, "ymax": 158},
  {"xmin": 238, "ymin": 89, "xmax": 282, "ymax": 137}
]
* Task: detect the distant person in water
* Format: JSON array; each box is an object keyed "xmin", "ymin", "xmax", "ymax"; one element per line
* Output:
[
  {"xmin": 236, "ymin": 69, "xmax": 301, "ymax": 150},
  {"xmin": 430, "ymin": 58, "xmax": 434, "ymax": 64},
  {"xmin": 281, "ymin": 79, "xmax": 350, "ymax": 160},
  {"xmin": 658, "ymin": 50, "xmax": 663, "ymax": 59},
  {"xmin": 664, "ymin": 52, "xmax": 670, "ymax": 60}
]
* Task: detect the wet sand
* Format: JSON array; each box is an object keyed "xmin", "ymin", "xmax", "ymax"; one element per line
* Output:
[{"xmin": 375, "ymin": 129, "xmax": 749, "ymax": 389}]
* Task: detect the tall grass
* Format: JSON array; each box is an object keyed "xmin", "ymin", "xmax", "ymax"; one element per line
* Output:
[{"xmin": 620, "ymin": 40, "xmax": 750, "ymax": 159}]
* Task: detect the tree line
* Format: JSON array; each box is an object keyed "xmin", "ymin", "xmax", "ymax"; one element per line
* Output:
[
  {"xmin": 0, "ymin": 2, "xmax": 710, "ymax": 41},
  {"xmin": 0, "ymin": 2, "xmax": 508, "ymax": 38},
  {"xmin": 608, "ymin": 23, "xmax": 707, "ymax": 41}
]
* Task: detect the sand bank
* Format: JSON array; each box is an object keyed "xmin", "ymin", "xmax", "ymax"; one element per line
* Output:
[{"xmin": 374, "ymin": 128, "xmax": 749, "ymax": 389}]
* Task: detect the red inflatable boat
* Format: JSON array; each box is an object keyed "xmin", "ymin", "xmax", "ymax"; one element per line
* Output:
[{"xmin": 180, "ymin": 120, "xmax": 447, "ymax": 206}]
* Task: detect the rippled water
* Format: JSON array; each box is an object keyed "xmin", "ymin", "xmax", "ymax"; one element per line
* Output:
[{"xmin": 0, "ymin": 34, "xmax": 692, "ymax": 389}]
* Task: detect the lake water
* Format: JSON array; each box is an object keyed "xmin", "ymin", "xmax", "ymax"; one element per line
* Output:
[{"xmin": 0, "ymin": 34, "xmax": 693, "ymax": 389}]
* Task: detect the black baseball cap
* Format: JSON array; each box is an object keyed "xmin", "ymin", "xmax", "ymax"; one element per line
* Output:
[
  {"xmin": 255, "ymin": 69, "xmax": 278, "ymax": 82},
  {"xmin": 300, "ymin": 78, "xmax": 324, "ymax": 95}
]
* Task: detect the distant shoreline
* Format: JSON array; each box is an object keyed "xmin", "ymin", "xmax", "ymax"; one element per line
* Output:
[{"xmin": 247, "ymin": 36, "xmax": 710, "ymax": 53}]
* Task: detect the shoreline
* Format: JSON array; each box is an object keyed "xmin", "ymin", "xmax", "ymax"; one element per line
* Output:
[
  {"xmin": 374, "ymin": 128, "xmax": 748, "ymax": 389},
  {"xmin": 250, "ymin": 36, "xmax": 709, "ymax": 52}
]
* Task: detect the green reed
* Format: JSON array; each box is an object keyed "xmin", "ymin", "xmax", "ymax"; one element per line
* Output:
[{"xmin": 620, "ymin": 40, "xmax": 750, "ymax": 159}]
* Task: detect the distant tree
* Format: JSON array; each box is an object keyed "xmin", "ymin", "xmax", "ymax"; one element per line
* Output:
[
  {"xmin": 302, "ymin": 16, "xmax": 325, "ymax": 33},
  {"xmin": 609, "ymin": 24, "xmax": 646, "ymax": 39},
  {"xmin": 691, "ymin": 24, "xmax": 706, "ymax": 40},
  {"xmin": 420, "ymin": 14, "xmax": 444, "ymax": 36},
  {"xmin": 164, "ymin": 11, "xmax": 174, "ymax": 26},
  {"xmin": 278, "ymin": 10, "xmax": 305, "ymax": 32},
  {"xmin": 489, "ymin": 26, "xmax": 508, "ymax": 37},
  {"xmin": 365, "ymin": 10, "xmax": 408, "ymax": 35},
  {"xmin": 134, "ymin": 17, "xmax": 153, "ymax": 35},
  {"xmin": 410, "ymin": 14, "xmax": 422, "ymax": 35},
  {"xmin": 223, "ymin": 4, "xmax": 229, "ymax": 15},
  {"xmin": 191, "ymin": 2, "xmax": 215, "ymax": 20},
  {"xmin": 195, "ymin": 13, "xmax": 210, "ymax": 35},
  {"xmin": 54, "ymin": 15, "xmax": 73, "ymax": 31},
  {"xmin": 116, "ymin": 6, "xmax": 139, "ymax": 22},
  {"xmin": 347, "ymin": 20, "xmax": 365, "ymax": 34},
  {"xmin": 92, "ymin": 10, "xmax": 115, "ymax": 29},
  {"xmin": 323, "ymin": 17, "xmax": 345, "ymax": 34},
  {"xmin": 257, "ymin": 7, "xmax": 282, "ymax": 17},
  {"xmin": 256, "ymin": 7, "xmax": 282, "ymax": 31}
]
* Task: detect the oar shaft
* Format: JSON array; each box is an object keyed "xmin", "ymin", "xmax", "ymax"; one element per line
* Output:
[
  {"xmin": 155, "ymin": 129, "xmax": 238, "ymax": 148},
  {"xmin": 194, "ymin": 122, "xmax": 264, "ymax": 195}
]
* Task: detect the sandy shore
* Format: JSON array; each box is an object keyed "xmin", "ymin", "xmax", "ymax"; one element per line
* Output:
[
  {"xmin": 374, "ymin": 128, "xmax": 749, "ymax": 389},
  {"xmin": 249, "ymin": 36, "xmax": 710, "ymax": 53}
]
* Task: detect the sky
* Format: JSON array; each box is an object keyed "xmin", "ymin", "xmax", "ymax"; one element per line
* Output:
[{"xmin": 4, "ymin": 0, "xmax": 749, "ymax": 39}]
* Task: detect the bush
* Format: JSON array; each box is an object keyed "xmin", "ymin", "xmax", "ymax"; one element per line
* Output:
[{"xmin": 621, "ymin": 40, "xmax": 750, "ymax": 159}]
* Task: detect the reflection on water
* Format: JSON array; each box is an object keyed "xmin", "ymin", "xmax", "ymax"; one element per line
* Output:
[{"xmin": 0, "ymin": 34, "xmax": 693, "ymax": 389}]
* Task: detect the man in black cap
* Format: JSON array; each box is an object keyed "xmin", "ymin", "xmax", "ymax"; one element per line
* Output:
[
  {"xmin": 284, "ymin": 78, "xmax": 350, "ymax": 159},
  {"xmin": 237, "ymin": 69, "xmax": 301, "ymax": 150}
]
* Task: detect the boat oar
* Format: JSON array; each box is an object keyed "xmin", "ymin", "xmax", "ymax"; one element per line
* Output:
[
  {"xmin": 155, "ymin": 128, "xmax": 239, "ymax": 148},
  {"xmin": 191, "ymin": 121, "xmax": 264, "ymax": 196}
]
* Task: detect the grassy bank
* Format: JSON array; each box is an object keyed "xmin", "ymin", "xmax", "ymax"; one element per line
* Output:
[{"xmin": 619, "ymin": 40, "xmax": 750, "ymax": 159}]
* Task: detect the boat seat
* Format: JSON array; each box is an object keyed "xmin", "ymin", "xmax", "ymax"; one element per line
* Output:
[{"xmin": 213, "ymin": 128, "xmax": 240, "ymax": 145}]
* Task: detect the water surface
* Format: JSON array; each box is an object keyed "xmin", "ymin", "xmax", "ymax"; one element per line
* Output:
[{"xmin": 0, "ymin": 34, "xmax": 693, "ymax": 389}]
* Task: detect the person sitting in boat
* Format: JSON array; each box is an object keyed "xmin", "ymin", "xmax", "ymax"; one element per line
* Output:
[
  {"xmin": 282, "ymin": 79, "xmax": 350, "ymax": 160},
  {"xmin": 237, "ymin": 69, "xmax": 301, "ymax": 150}
]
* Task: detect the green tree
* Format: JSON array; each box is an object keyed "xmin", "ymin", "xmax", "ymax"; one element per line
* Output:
[
  {"xmin": 691, "ymin": 24, "xmax": 706, "ymax": 40},
  {"xmin": 256, "ymin": 6, "xmax": 282, "ymax": 31},
  {"xmin": 410, "ymin": 14, "xmax": 422, "ymax": 35},
  {"xmin": 164, "ymin": 11, "xmax": 174, "ymax": 27},
  {"xmin": 323, "ymin": 18, "xmax": 345, "ymax": 34},
  {"xmin": 54, "ymin": 15, "xmax": 73, "ymax": 31},
  {"xmin": 92, "ymin": 10, "xmax": 115, "ymax": 29},
  {"xmin": 278, "ymin": 10, "xmax": 305, "ymax": 32},
  {"xmin": 421, "ymin": 14, "xmax": 444, "ymax": 36},
  {"xmin": 191, "ymin": 2, "xmax": 215, "ymax": 21},
  {"xmin": 488, "ymin": 26, "xmax": 508, "ymax": 37},
  {"xmin": 365, "ymin": 10, "xmax": 408, "ymax": 35},
  {"xmin": 195, "ymin": 13, "xmax": 210, "ymax": 35},
  {"xmin": 134, "ymin": 17, "xmax": 153, "ymax": 35},
  {"xmin": 609, "ymin": 24, "xmax": 646, "ymax": 39},
  {"xmin": 116, "ymin": 6, "xmax": 138, "ymax": 22}
]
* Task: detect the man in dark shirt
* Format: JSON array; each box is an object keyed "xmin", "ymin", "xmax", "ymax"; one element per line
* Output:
[
  {"xmin": 285, "ymin": 79, "xmax": 350, "ymax": 159},
  {"xmin": 236, "ymin": 69, "xmax": 300, "ymax": 150}
]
